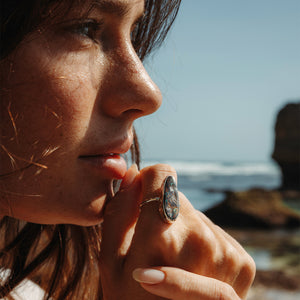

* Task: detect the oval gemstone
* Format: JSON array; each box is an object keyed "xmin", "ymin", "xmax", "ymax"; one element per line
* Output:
[{"xmin": 162, "ymin": 176, "xmax": 179, "ymax": 222}]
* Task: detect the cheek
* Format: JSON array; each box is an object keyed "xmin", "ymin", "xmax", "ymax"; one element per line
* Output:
[
  {"xmin": 1, "ymin": 30, "xmax": 103, "ymax": 154},
  {"xmin": 42, "ymin": 52, "xmax": 103, "ymax": 143},
  {"xmin": 1, "ymin": 56, "xmax": 99, "ymax": 169},
  {"xmin": 0, "ymin": 36, "xmax": 109, "ymax": 224}
]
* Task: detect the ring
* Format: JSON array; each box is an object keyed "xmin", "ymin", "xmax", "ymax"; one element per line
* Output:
[{"xmin": 140, "ymin": 176, "xmax": 180, "ymax": 223}]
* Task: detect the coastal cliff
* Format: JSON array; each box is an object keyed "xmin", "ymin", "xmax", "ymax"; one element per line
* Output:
[
  {"xmin": 204, "ymin": 102, "xmax": 300, "ymax": 229},
  {"xmin": 272, "ymin": 102, "xmax": 300, "ymax": 190},
  {"xmin": 202, "ymin": 102, "xmax": 300, "ymax": 298}
]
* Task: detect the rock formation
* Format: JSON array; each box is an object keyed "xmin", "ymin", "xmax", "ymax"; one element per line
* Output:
[
  {"xmin": 272, "ymin": 102, "xmax": 300, "ymax": 190},
  {"xmin": 204, "ymin": 188, "xmax": 300, "ymax": 229}
]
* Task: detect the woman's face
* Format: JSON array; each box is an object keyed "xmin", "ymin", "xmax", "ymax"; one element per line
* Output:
[{"xmin": 0, "ymin": 0, "xmax": 161, "ymax": 225}]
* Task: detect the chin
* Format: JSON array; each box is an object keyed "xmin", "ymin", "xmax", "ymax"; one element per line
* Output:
[
  {"xmin": 70, "ymin": 197, "xmax": 106, "ymax": 226},
  {"xmin": 74, "ymin": 213, "xmax": 104, "ymax": 227}
]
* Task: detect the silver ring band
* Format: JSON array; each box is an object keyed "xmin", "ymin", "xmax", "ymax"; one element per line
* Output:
[{"xmin": 140, "ymin": 197, "xmax": 160, "ymax": 208}]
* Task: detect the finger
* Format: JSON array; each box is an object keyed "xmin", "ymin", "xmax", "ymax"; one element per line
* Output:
[
  {"xmin": 193, "ymin": 211, "xmax": 240, "ymax": 282},
  {"xmin": 100, "ymin": 164, "xmax": 141, "ymax": 262},
  {"xmin": 130, "ymin": 188, "xmax": 217, "ymax": 269},
  {"xmin": 196, "ymin": 210, "xmax": 244, "ymax": 251},
  {"xmin": 132, "ymin": 267, "xmax": 241, "ymax": 300},
  {"xmin": 138, "ymin": 167, "xmax": 197, "ymax": 229},
  {"xmin": 140, "ymin": 164, "xmax": 177, "ymax": 200},
  {"xmin": 195, "ymin": 210, "xmax": 256, "ymax": 297},
  {"xmin": 138, "ymin": 164, "xmax": 177, "ymax": 229}
]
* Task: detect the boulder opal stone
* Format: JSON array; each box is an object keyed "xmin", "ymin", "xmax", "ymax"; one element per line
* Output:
[{"xmin": 161, "ymin": 176, "xmax": 179, "ymax": 222}]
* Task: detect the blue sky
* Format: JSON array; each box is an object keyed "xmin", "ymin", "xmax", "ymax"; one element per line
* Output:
[{"xmin": 135, "ymin": 0, "xmax": 300, "ymax": 162}]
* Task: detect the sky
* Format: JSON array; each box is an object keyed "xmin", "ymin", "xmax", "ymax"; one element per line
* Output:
[{"xmin": 134, "ymin": 0, "xmax": 300, "ymax": 162}]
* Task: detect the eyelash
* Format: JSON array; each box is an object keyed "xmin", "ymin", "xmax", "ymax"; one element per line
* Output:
[
  {"xmin": 62, "ymin": 17, "xmax": 142, "ymax": 45},
  {"xmin": 66, "ymin": 19, "xmax": 103, "ymax": 42}
]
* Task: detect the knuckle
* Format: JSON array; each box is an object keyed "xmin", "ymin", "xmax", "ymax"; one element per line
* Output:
[
  {"xmin": 223, "ymin": 241, "xmax": 236, "ymax": 258},
  {"xmin": 246, "ymin": 254, "xmax": 256, "ymax": 273},
  {"xmin": 141, "ymin": 164, "xmax": 177, "ymax": 179},
  {"xmin": 178, "ymin": 192, "xmax": 199, "ymax": 218},
  {"xmin": 156, "ymin": 229, "xmax": 178, "ymax": 250},
  {"xmin": 214, "ymin": 282, "xmax": 238, "ymax": 300},
  {"xmin": 198, "ymin": 228, "xmax": 218, "ymax": 259},
  {"xmin": 140, "ymin": 164, "xmax": 178, "ymax": 199},
  {"xmin": 239, "ymin": 254, "xmax": 256, "ymax": 283},
  {"xmin": 223, "ymin": 244, "xmax": 239, "ymax": 269}
]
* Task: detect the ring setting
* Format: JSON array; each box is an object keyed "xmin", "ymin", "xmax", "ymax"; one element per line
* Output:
[{"xmin": 140, "ymin": 176, "xmax": 180, "ymax": 223}]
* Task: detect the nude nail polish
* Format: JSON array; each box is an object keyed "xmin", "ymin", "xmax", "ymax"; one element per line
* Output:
[{"xmin": 132, "ymin": 268, "xmax": 165, "ymax": 284}]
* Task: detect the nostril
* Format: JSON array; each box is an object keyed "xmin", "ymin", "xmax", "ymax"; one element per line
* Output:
[{"xmin": 122, "ymin": 108, "xmax": 144, "ymax": 120}]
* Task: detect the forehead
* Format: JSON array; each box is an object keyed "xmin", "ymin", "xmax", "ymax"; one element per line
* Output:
[
  {"xmin": 44, "ymin": 0, "xmax": 145, "ymax": 27},
  {"xmin": 90, "ymin": 0, "xmax": 145, "ymax": 17},
  {"xmin": 61, "ymin": 0, "xmax": 145, "ymax": 19}
]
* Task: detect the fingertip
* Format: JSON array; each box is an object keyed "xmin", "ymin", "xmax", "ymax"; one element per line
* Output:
[
  {"xmin": 132, "ymin": 268, "xmax": 165, "ymax": 284},
  {"xmin": 121, "ymin": 163, "xmax": 139, "ymax": 189},
  {"xmin": 131, "ymin": 163, "xmax": 139, "ymax": 173}
]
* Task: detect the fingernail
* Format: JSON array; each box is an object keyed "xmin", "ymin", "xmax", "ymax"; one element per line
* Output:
[
  {"xmin": 132, "ymin": 268, "xmax": 165, "ymax": 284},
  {"xmin": 121, "ymin": 164, "xmax": 139, "ymax": 189}
]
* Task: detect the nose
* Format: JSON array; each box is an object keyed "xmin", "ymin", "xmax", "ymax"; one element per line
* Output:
[{"xmin": 100, "ymin": 42, "xmax": 162, "ymax": 121}]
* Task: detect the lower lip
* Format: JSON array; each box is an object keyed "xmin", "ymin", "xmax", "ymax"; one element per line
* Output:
[{"xmin": 79, "ymin": 154, "xmax": 127, "ymax": 179}]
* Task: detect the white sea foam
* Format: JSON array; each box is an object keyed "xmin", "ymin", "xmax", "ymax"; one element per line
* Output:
[{"xmin": 142, "ymin": 160, "xmax": 281, "ymax": 177}]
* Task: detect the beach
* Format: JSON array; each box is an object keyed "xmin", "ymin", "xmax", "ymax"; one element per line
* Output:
[{"xmin": 143, "ymin": 160, "xmax": 300, "ymax": 299}]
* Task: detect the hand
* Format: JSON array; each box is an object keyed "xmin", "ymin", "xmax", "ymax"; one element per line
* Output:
[{"xmin": 99, "ymin": 164, "xmax": 255, "ymax": 299}]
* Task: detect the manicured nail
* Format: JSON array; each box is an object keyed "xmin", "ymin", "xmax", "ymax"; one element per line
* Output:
[{"xmin": 132, "ymin": 268, "xmax": 165, "ymax": 284}]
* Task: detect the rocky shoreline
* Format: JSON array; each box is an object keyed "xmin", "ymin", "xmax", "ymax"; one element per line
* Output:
[
  {"xmin": 225, "ymin": 228, "xmax": 300, "ymax": 299},
  {"xmin": 204, "ymin": 188, "xmax": 300, "ymax": 229},
  {"xmin": 202, "ymin": 187, "xmax": 300, "ymax": 299},
  {"xmin": 202, "ymin": 102, "xmax": 300, "ymax": 298}
]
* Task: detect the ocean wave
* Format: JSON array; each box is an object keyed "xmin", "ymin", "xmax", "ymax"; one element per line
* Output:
[{"xmin": 142, "ymin": 160, "xmax": 281, "ymax": 177}]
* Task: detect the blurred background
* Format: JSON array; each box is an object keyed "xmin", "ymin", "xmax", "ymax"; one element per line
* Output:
[{"xmin": 136, "ymin": 1, "xmax": 300, "ymax": 299}]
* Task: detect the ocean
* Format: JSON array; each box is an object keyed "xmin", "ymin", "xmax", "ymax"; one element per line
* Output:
[
  {"xmin": 142, "ymin": 160, "xmax": 300, "ymax": 299},
  {"xmin": 142, "ymin": 160, "xmax": 282, "ymax": 211}
]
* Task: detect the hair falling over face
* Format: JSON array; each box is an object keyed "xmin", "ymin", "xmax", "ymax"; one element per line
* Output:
[{"xmin": 0, "ymin": 0, "xmax": 181, "ymax": 299}]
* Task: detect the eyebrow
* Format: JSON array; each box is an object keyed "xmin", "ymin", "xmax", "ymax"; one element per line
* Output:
[{"xmin": 92, "ymin": 0, "xmax": 137, "ymax": 18}]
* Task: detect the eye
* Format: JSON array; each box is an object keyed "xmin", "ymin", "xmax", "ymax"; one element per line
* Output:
[{"xmin": 68, "ymin": 20, "xmax": 103, "ymax": 41}]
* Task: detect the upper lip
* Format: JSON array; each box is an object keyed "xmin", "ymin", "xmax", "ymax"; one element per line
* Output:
[{"xmin": 79, "ymin": 134, "xmax": 133, "ymax": 157}]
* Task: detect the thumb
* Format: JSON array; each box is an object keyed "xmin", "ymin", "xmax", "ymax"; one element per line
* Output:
[{"xmin": 100, "ymin": 164, "xmax": 141, "ymax": 264}]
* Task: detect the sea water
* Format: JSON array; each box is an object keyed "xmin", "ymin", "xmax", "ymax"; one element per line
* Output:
[{"xmin": 142, "ymin": 160, "xmax": 281, "ymax": 211}]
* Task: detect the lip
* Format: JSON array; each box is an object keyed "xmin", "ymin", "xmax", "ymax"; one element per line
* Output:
[
  {"xmin": 81, "ymin": 133, "xmax": 133, "ymax": 157},
  {"xmin": 79, "ymin": 135, "xmax": 133, "ymax": 179},
  {"xmin": 79, "ymin": 154, "xmax": 127, "ymax": 179}
]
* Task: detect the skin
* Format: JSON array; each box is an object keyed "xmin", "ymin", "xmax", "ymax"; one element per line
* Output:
[
  {"xmin": 0, "ymin": 0, "xmax": 256, "ymax": 299},
  {"xmin": 100, "ymin": 164, "xmax": 255, "ymax": 299},
  {"xmin": 0, "ymin": 0, "xmax": 161, "ymax": 224}
]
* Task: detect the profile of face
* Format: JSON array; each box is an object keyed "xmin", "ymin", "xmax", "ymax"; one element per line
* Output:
[{"xmin": 0, "ymin": 0, "xmax": 162, "ymax": 225}]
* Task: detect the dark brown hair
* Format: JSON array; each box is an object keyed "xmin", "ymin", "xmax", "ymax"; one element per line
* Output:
[{"xmin": 0, "ymin": 0, "xmax": 181, "ymax": 299}]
